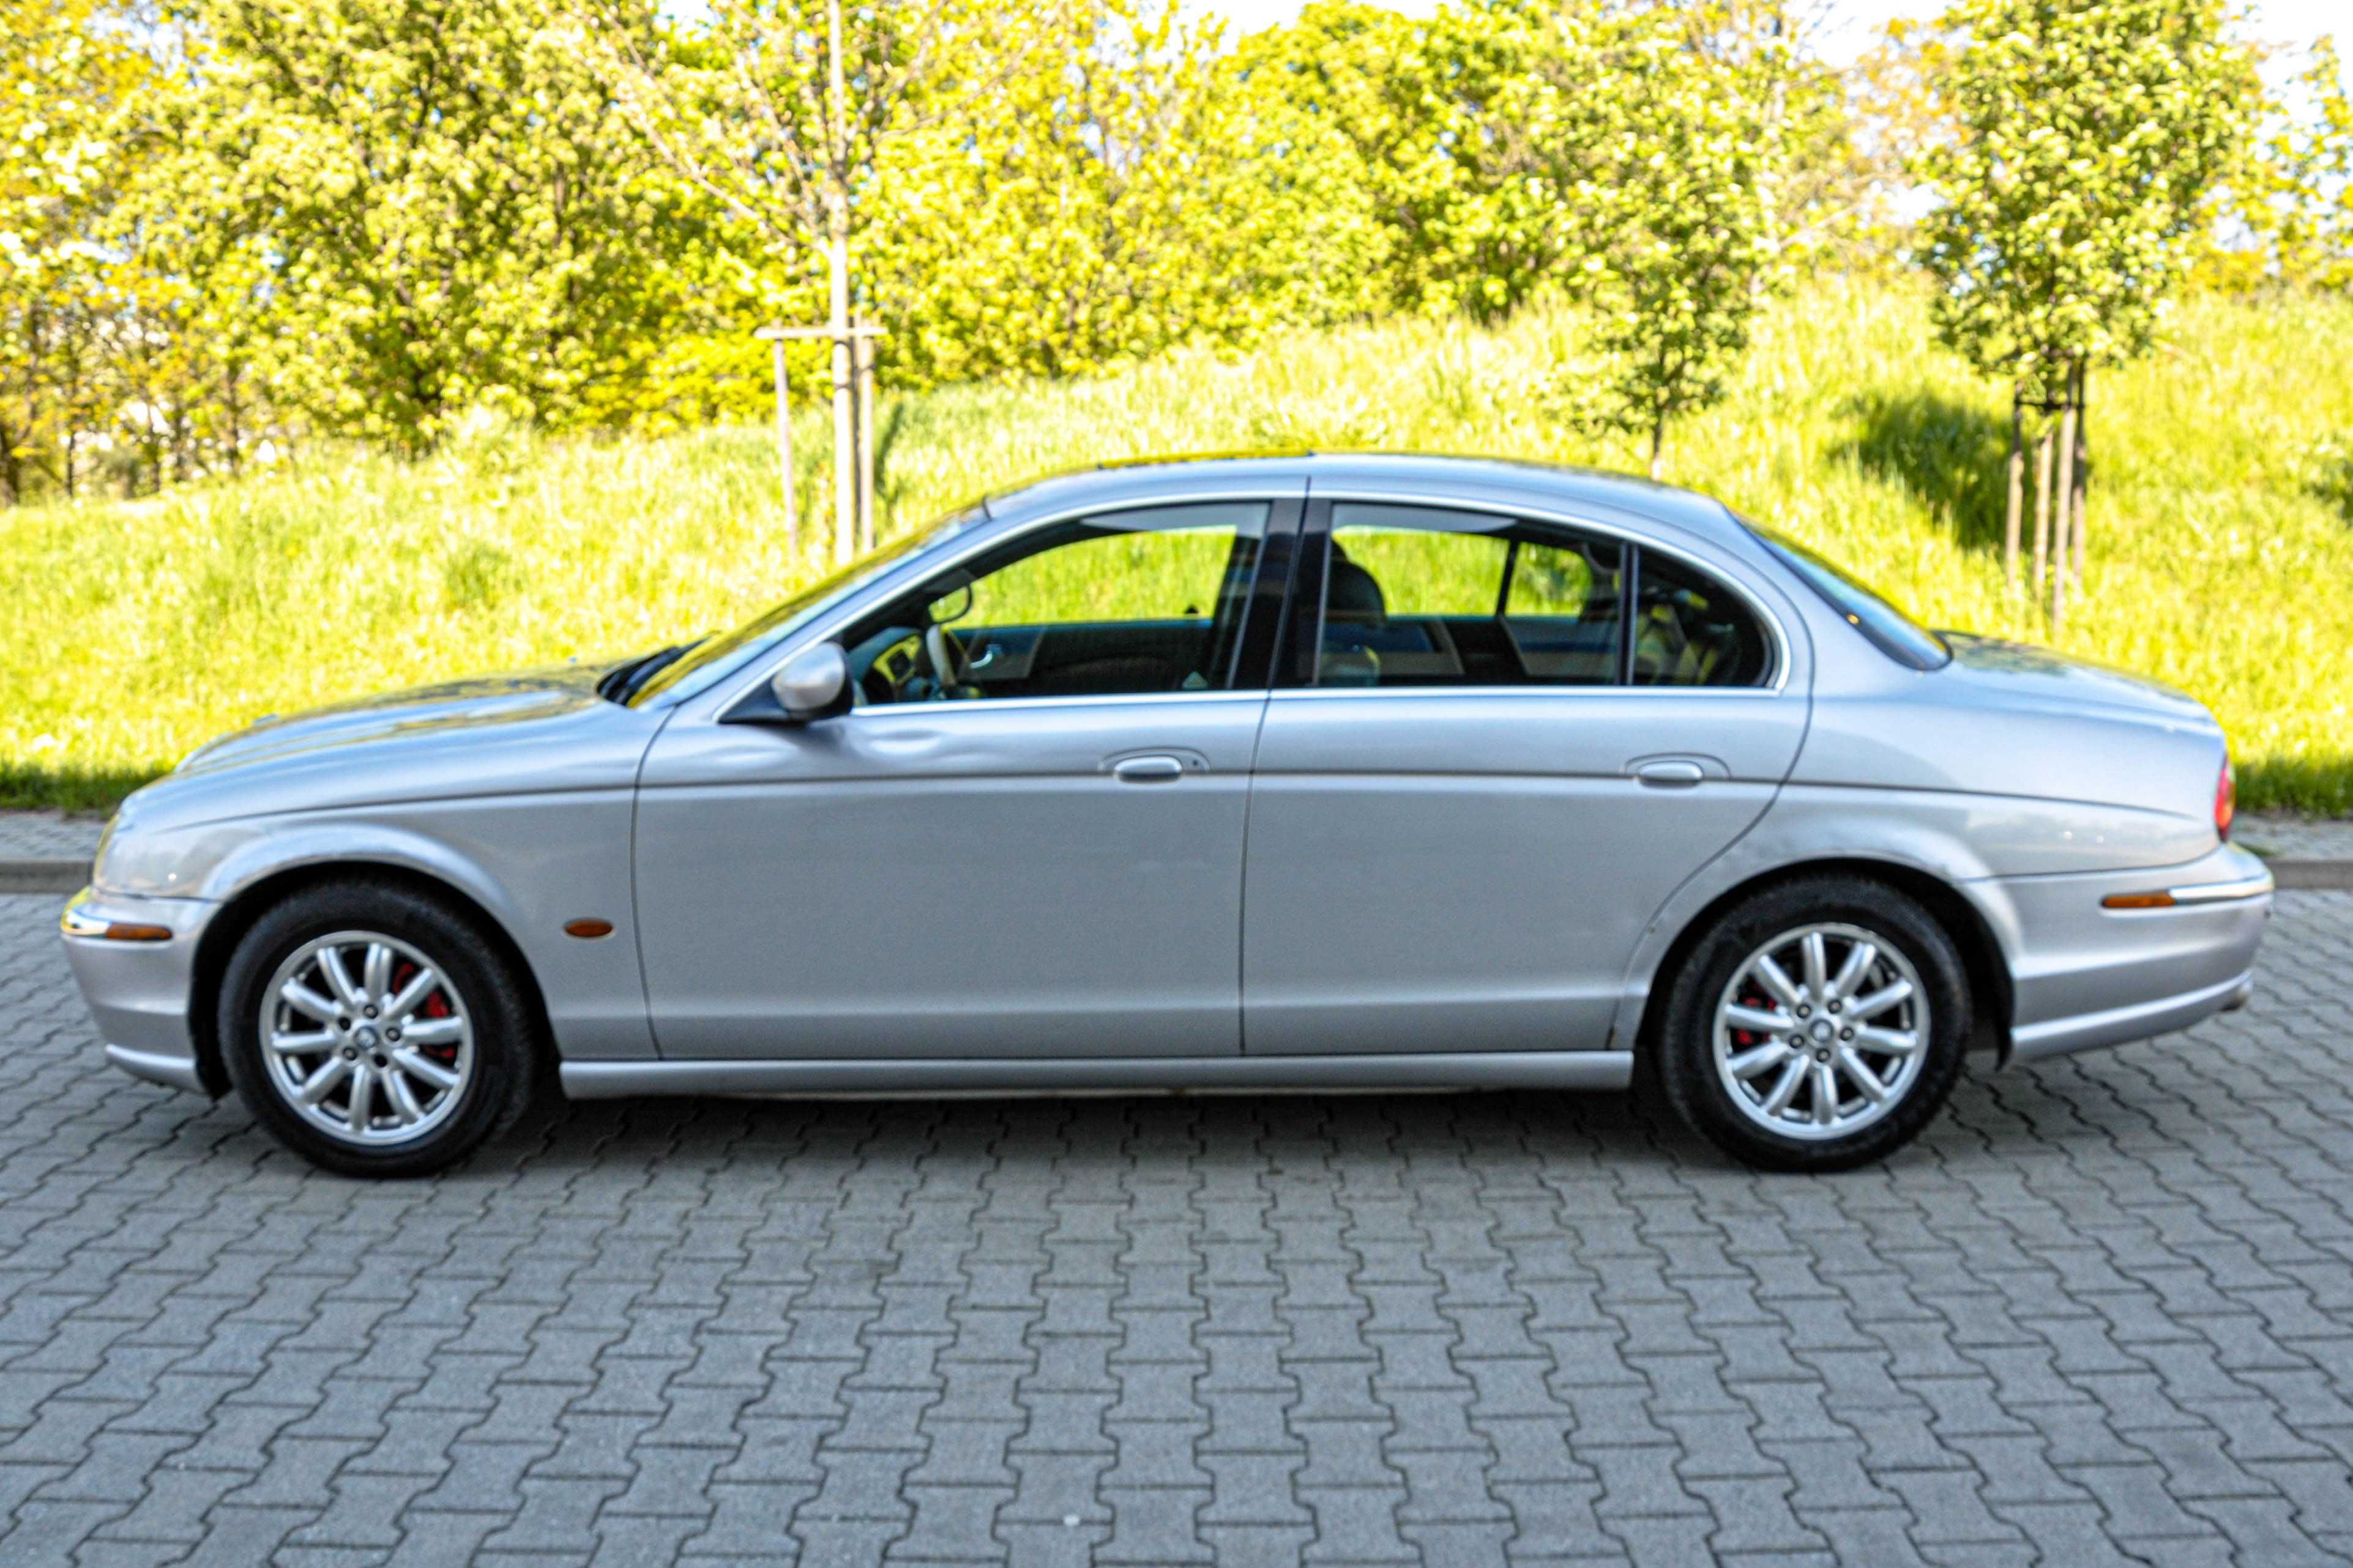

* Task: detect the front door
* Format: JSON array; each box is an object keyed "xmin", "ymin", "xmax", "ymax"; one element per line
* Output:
[
  {"xmin": 635, "ymin": 499, "xmax": 1289, "ymax": 1060},
  {"xmin": 1242, "ymin": 500, "xmax": 1809, "ymax": 1055}
]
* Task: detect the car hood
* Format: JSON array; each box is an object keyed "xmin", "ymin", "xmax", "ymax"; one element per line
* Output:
[
  {"xmin": 174, "ymin": 663, "xmax": 615, "ymax": 778},
  {"xmin": 116, "ymin": 661, "xmax": 660, "ymax": 839},
  {"xmin": 1932, "ymin": 632, "xmax": 2213, "ymax": 729}
]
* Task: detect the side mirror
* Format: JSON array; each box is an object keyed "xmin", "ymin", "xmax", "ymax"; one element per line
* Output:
[{"xmin": 769, "ymin": 642, "xmax": 850, "ymax": 721}]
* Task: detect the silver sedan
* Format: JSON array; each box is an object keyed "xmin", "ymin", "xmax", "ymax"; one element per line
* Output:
[{"xmin": 61, "ymin": 455, "xmax": 2272, "ymax": 1176}]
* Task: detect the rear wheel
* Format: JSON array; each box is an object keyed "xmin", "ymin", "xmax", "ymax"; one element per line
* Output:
[
  {"xmin": 219, "ymin": 880, "xmax": 539, "ymax": 1176},
  {"xmin": 1654, "ymin": 876, "xmax": 1971, "ymax": 1172}
]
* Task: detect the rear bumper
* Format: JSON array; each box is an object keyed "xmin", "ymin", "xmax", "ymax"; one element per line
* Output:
[
  {"xmin": 1971, "ymin": 843, "xmax": 2272, "ymax": 1065},
  {"xmin": 60, "ymin": 888, "xmax": 220, "ymax": 1094}
]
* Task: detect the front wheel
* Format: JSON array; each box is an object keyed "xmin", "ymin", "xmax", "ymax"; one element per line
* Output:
[
  {"xmin": 218, "ymin": 880, "xmax": 539, "ymax": 1177},
  {"xmin": 1653, "ymin": 876, "xmax": 1971, "ymax": 1172}
]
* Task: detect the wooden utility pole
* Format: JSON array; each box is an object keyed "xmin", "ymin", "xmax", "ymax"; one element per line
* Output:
[
  {"xmin": 754, "ymin": 324, "xmax": 797, "ymax": 549},
  {"xmin": 2003, "ymin": 391, "xmax": 2023, "ymax": 590},
  {"xmin": 853, "ymin": 319, "xmax": 876, "ymax": 552},
  {"xmin": 2051, "ymin": 392, "xmax": 2078, "ymax": 632},
  {"xmin": 2031, "ymin": 420, "xmax": 2054, "ymax": 600},
  {"xmin": 759, "ymin": 322, "xmax": 885, "ymax": 553},
  {"xmin": 2070, "ymin": 362, "xmax": 2090, "ymax": 587},
  {"xmin": 825, "ymin": 0, "xmax": 855, "ymax": 566}
]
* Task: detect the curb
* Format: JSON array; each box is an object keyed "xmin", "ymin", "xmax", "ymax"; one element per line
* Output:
[
  {"xmin": 0, "ymin": 860, "xmax": 90, "ymax": 896},
  {"xmin": 7, "ymin": 857, "xmax": 2353, "ymax": 901}
]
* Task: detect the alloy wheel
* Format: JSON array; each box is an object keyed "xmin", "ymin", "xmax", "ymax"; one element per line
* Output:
[
  {"xmin": 256, "ymin": 930, "xmax": 475, "ymax": 1146},
  {"xmin": 1711, "ymin": 921, "xmax": 1930, "ymax": 1142}
]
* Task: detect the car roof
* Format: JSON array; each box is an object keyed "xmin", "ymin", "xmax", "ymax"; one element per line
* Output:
[{"xmin": 982, "ymin": 451, "xmax": 1751, "ymax": 550}]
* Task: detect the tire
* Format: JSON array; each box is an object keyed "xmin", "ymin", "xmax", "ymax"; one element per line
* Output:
[
  {"xmin": 1652, "ymin": 875, "xmax": 1971, "ymax": 1172},
  {"xmin": 218, "ymin": 879, "xmax": 540, "ymax": 1177}
]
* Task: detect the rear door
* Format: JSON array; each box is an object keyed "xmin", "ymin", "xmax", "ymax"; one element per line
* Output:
[{"xmin": 1241, "ymin": 498, "xmax": 1809, "ymax": 1056}]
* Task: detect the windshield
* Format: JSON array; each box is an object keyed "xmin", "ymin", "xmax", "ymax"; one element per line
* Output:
[
  {"xmin": 625, "ymin": 505, "xmax": 988, "ymax": 706},
  {"xmin": 1745, "ymin": 522, "xmax": 1951, "ymax": 672}
]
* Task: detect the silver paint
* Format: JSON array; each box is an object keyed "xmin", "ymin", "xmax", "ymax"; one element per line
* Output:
[{"xmin": 60, "ymin": 453, "xmax": 2268, "ymax": 1116}]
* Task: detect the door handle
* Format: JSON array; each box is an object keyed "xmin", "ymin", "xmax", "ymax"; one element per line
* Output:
[
  {"xmin": 1112, "ymin": 754, "xmax": 1188, "ymax": 784},
  {"xmin": 1634, "ymin": 759, "xmax": 1707, "ymax": 788}
]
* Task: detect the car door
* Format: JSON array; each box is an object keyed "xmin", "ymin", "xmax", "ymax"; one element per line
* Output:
[
  {"xmin": 634, "ymin": 497, "xmax": 1297, "ymax": 1061},
  {"xmin": 1242, "ymin": 498, "xmax": 1809, "ymax": 1056}
]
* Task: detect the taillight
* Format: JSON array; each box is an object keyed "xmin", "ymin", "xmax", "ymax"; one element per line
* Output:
[{"xmin": 2215, "ymin": 756, "xmax": 2235, "ymax": 840}]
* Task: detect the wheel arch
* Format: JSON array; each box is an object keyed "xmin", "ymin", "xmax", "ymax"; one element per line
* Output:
[
  {"xmin": 187, "ymin": 860, "xmax": 556, "ymax": 1099},
  {"xmin": 1631, "ymin": 856, "xmax": 2013, "ymax": 1063}
]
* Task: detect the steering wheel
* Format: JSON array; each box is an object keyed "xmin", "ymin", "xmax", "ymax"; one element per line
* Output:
[{"xmin": 923, "ymin": 623, "xmax": 975, "ymax": 699}]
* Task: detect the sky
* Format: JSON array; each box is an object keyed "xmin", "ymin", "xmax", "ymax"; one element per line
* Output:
[{"xmin": 1198, "ymin": 0, "xmax": 2342, "ymax": 67}]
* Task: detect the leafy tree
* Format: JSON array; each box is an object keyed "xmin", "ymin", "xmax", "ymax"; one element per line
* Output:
[
  {"xmin": 1524, "ymin": 0, "xmax": 1805, "ymax": 477},
  {"xmin": 1917, "ymin": 0, "xmax": 2255, "ymax": 624},
  {"xmin": 886, "ymin": 0, "xmax": 1386, "ymax": 384},
  {"xmin": 0, "ymin": 0, "xmax": 155, "ymax": 501},
  {"xmin": 191, "ymin": 0, "xmax": 699, "ymax": 456},
  {"xmin": 2215, "ymin": 37, "xmax": 2353, "ymax": 292},
  {"xmin": 1237, "ymin": 1, "xmax": 1560, "ymax": 322}
]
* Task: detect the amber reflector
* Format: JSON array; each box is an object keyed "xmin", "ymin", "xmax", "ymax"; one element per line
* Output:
[
  {"xmin": 564, "ymin": 918, "xmax": 615, "ymax": 939},
  {"xmin": 2101, "ymin": 892, "xmax": 2176, "ymax": 910}
]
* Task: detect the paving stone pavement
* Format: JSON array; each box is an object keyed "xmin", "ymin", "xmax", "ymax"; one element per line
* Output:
[{"xmin": 3, "ymin": 890, "xmax": 2353, "ymax": 1567}]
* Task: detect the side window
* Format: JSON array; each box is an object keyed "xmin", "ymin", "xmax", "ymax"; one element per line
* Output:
[
  {"xmin": 1630, "ymin": 550, "xmax": 1773, "ymax": 688},
  {"xmin": 843, "ymin": 501, "xmax": 1269, "ymax": 705},
  {"xmin": 1316, "ymin": 503, "xmax": 1624, "ymax": 688}
]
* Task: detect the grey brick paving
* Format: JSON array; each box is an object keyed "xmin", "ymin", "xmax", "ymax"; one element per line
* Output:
[{"xmin": 2, "ymin": 890, "xmax": 2352, "ymax": 1567}]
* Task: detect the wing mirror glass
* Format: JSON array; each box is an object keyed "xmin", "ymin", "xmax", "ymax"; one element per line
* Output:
[{"xmin": 769, "ymin": 642, "xmax": 849, "ymax": 721}]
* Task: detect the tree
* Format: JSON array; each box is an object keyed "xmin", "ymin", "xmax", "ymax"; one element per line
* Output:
[
  {"xmin": 0, "ymin": 0, "xmax": 155, "ymax": 502},
  {"xmin": 578, "ymin": 0, "xmax": 1054, "ymax": 562},
  {"xmin": 1524, "ymin": 0, "xmax": 1806, "ymax": 477},
  {"xmin": 188, "ymin": 0, "xmax": 698, "ymax": 458},
  {"xmin": 1917, "ymin": 0, "xmax": 2254, "ymax": 626},
  {"xmin": 884, "ymin": 0, "xmax": 1386, "ymax": 384}
]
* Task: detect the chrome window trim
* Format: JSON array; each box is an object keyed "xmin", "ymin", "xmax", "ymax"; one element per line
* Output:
[
  {"xmin": 707, "ymin": 490, "xmax": 1297, "ymax": 716},
  {"xmin": 1308, "ymin": 487, "xmax": 1796, "ymax": 695},
  {"xmin": 709, "ymin": 481, "xmax": 1797, "ymax": 715},
  {"xmin": 838, "ymin": 689, "xmax": 1270, "ymax": 719},
  {"xmin": 1266, "ymin": 685, "xmax": 1783, "ymax": 704}
]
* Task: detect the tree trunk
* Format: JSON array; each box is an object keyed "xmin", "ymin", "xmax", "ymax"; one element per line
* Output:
[
  {"xmin": 826, "ymin": 0, "xmax": 856, "ymax": 567},
  {"xmin": 2070, "ymin": 362, "xmax": 2089, "ymax": 586},
  {"xmin": 2031, "ymin": 422, "xmax": 2053, "ymax": 601},
  {"xmin": 769, "ymin": 335, "xmax": 796, "ymax": 550},
  {"xmin": 854, "ymin": 321, "xmax": 875, "ymax": 552},
  {"xmin": 2051, "ymin": 395, "xmax": 2078, "ymax": 633},
  {"xmin": 1647, "ymin": 415, "xmax": 1664, "ymax": 480},
  {"xmin": 2004, "ymin": 391, "xmax": 2023, "ymax": 589}
]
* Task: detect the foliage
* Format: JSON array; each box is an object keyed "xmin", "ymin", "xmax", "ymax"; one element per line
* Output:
[
  {"xmin": 1531, "ymin": 1, "xmax": 1808, "ymax": 475},
  {"xmin": 2207, "ymin": 37, "xmax": 2353, "ymax": 293},
  {"xmin": 1915, "ymin": 0, "xmax": 2257, "ymax": 392},
  {"xmin": 193, "ymin": 0, "xmax": 706, "ymax": 455},
  {"xmin": 6, "ymin": 282, "xmax": 2352, "ymax": 814},
  {"xmin": 0, "ymin": 0, "xmax": 160, "ymax": 501}
]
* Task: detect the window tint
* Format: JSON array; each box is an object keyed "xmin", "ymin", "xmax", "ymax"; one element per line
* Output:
[
  {"xmin": 842, "ymin": 502, "xmax": 1269, "ymax": 705},
  {"xmin": 1316, "ymin": 504, "xmax": 1624, "ymax": 688},
  {"xmin": 1630, "ymin": 550, "xmax": 1773, "ymax": 688},
  {"xmin": 1744, "ymin": 522, "xmax": 1951, "ymax": 671}
]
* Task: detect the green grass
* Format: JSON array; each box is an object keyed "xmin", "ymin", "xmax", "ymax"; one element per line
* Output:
[{"xmin": 5, "ymin": 278, "xmax": 2351, "ymax": 814}]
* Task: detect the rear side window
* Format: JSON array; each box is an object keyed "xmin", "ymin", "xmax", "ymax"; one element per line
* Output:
[
  {"xmin": 1316, "ymin": 505, "xmax": 1625, "ymax": 688},
  {"xmin": 1747, "ymin": 523, "xmax": 1951, "ymax": 672},
  {"xmin": 1307, "ymin": 503, "xmax": 1772, "ymax": 690},
  {"xmin": 1631, "ymin": 551, "xmax": 1775, "ymax": 688}
]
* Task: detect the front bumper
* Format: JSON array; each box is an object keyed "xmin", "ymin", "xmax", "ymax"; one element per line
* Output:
[
  {"xmin": 59, "ymin": 888, "xmax": 222, "ymax": 1093},
  {"xmin": 1974, "ymin": 842, "xmax": 2272, "ymax": 1065}
]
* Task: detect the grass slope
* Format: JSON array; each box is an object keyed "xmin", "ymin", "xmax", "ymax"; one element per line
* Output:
[{"xmin": 4, "ymin": 280, "xmax": 2350, "ymax": 813}]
